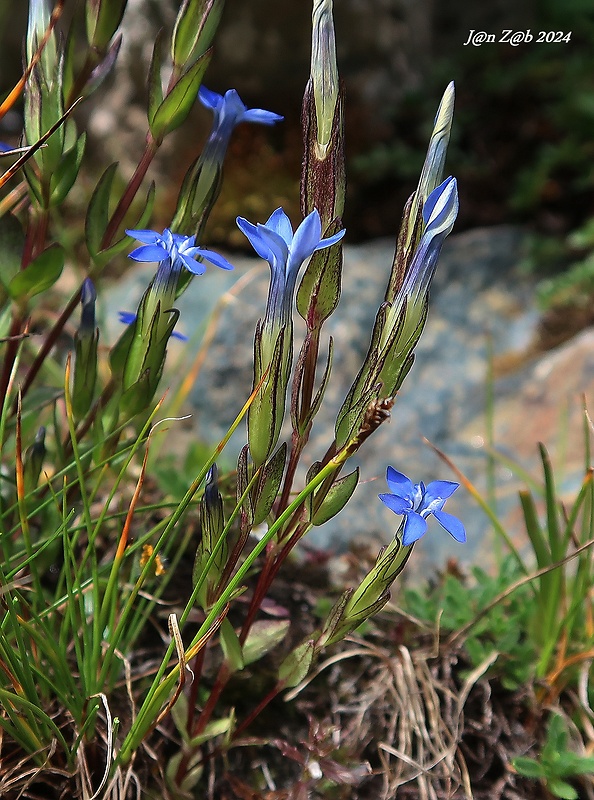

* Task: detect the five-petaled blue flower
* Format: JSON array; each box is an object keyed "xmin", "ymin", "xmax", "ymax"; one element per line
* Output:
[
  {"xmin": 378, "ymin": 466, "xmax": 466, "ymax": 546},
  {"xmin": 236, "ymin": 207, "xmax": 345, "ymax": 327},
  {"xmin": 125, "ymin": 227, "xmax": 233, "ymax": 275}
]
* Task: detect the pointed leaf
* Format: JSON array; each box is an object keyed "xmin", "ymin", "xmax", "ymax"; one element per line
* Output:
[
  {"xmin": 242, "ymin": 619, "xmax": 290, "ymax": 666},
  {"xmin": 149, "ymin": 51, "xmax": 211, "ymax": 141},
  {"xmin": 220, "ymin": 618, "xmax": 244, "ymax": 672},
  {"xmin": 50, "ymin": 132, "xmax": 86, "ymax": 205},
  {"xmin": 147, "ymin": 31, "xmax": 165, "ymax": 127},
  {"xmin": 253, "ymin": 443, "xmax": 287, "ymax": 525},
  {"xmin": 278, "ymin": 639, "xmax": 315, "ymax": 688},
  {"xmin": 311, "ymin": 467, "xmax": 359, "ymax": 525},
  {"xmin": 546, "ymin": 779, "xmax": 578, "ymax": 800},
  {"xmin": 9, "ymin": 245, "xmax": 64, "ymax": 300},
  {"xmin": 85, "ymin": 162, "xmax": 119, "ymax": 258},
  {"xmin": 296, "ymin": 225, "xmax": 343, "ymax": 327},
  {"xmin": 172, "ymin": 0, "xmax": 224, "ymax": 67},
  {"xmin": 0, "ymin": 214, "xmax": 25, "ymax": 294},
  {"xmin": 236, "ymin": 444, "xmax": 253, "ymax": 526}
]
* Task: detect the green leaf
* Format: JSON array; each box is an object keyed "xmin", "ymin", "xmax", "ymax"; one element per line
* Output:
[
  {"xmin": 278, "ymin": 639, "xmax": 315, "ymax": 688},
  {"xmin": 87, "ymin": 0, "xmax": 127, "ymax": 51},
  {"xmin": 220, "ymin": 618, "xmax": 244, "ymax": 672},
  {"xmin": 172, "ymin": 0, "xmax": 224, "ymax": 68},
  {"xmin": 85, "ymin": 162, "xmax": 119, "ymax": 258},
  {"xmin": 252, "ymin": 443, "xmax": 287, "ymax": 525},
  {"xmin": 9, "ymin": 246, "xmax": 64, "ymax": 301},
  {"xmin": 147, "ymin": 32, "xmax": 165, "ymax": 128},
  {"xmin": 519, "ymin": 489, "xmax": 550, "ymax": 569},
  {"xmin": 0, "ymin": 214, "xmax": 25, "ymax": 294},
  {"xmin": 547, "ymin": 778, "xmax": 578, "ymax": 800},
  {"xmin": 86, "ymin": 169, "xmax": 155, "ymax": 267},
  {"xmin": 544, "ymin": 714, "xmax": 569, "ymax": 756},
  {"xmin": 242, "ymin": 619, "xmax": 290, "ymax": 666},
  {"xmin": 296, "ymin": 233, "xmax": 342, "ymax": 327},
  {"xmin": 540, "ymin": 443, "xmax": 562, "ymax": 560},
  {"xmin": 512, "ymin": 756, "xmax": 546, "ymax": 779},
  {"xmin": 165, "ymin": 750, "xmax": 203, "ymax": 795},
  {"xmin": 188, "ymin": 717, "xmax": 233, "ymax": 748},
  {"xmin": 149, "ymin": 51, "xmax": 211, "ymax": 142},
  {"xmin": 311, "ymin": 467, "xmax": 359, "ymax": 526},
  {"xmin": 49, "ymin": 133, "xmax": 86, "ymax": 206}
]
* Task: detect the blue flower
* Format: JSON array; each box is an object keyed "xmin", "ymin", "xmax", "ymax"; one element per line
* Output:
[
  {"xmin": 126, "ymin": 227, "xmax": 233, "ymax": 275},
  {"xmin": 378, "ymin": 466, "xmax": 466, "ymax": 546},
  {"xmin": 236, "ymin": 207, "xmax": 345, "ymax": 326},
  {"xmin": 199, "ymin": 86, "xmax": 283, "ymax": 142}
]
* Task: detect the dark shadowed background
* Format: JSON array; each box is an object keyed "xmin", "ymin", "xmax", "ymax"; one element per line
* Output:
[{"xmin": 2, "ymin": 0, "xmax": 593, "ymax": 252}]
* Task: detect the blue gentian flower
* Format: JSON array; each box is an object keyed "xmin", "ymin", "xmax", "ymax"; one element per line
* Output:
[
  {"xmin": 172, "ymin": 89, "xmax": 283, "ymax": 231},
  {"xmin": 122, "ymin": 228, "xmax": 232, "ymax": 350},
  {"xmin": 199, "ymin": 87, "xmax": 283, "ymax": 158},
  {"xmin": 126, "ymin": 227, "xmax": 233, "ymax": 275},
  {"xmin": 378, "ymin": 466, "xmax": 466, "ymax": 546},
  {"xmin": 236, "ymin": 207, "xmax": 345, "ymax": 327}
]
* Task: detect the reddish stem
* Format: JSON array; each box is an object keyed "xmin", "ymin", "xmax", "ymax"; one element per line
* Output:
[
  {"xmin": 100, "ymin": 135, "xmax": 158, "ymax": 249},
  {"xmin": 231, "ymin": 681, "xmax": 285, "ymax": 741},
  {"xmin": 238, "ymin": 548, "xmax": 277, "ymax": 646},
  {"xmin": 19, "ymin": 288, "xmax": 81, "ymax": 401},
  {"xmin": 278, "ymin": 328, "xmax": 321, "ymax": 513}
]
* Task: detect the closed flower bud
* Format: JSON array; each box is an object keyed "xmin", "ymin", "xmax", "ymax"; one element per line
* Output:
[
  {"xmin": 72, "ymin": 279, "xmax": 99, "ymax": 420},
  {"xmin": 193, "ymin": 465, "xmax": 228, "ymax": 608}
]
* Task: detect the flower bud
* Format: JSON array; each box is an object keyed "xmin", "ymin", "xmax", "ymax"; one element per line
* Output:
[
  {"xmin": 311, "ymin": 0, "xmax": 339, "ymax": 156},
  {"xmin": 193, "ymin": 464, "xmax": 228, "ymax": 608},
  {"xmin": 72, "ymin": 279, "xmax": 99, "ymax": 420}
]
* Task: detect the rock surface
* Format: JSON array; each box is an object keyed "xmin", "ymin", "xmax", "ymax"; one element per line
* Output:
[{"xmin": 105, "ymin": 225, "xmax": 594, "ymax": 574}]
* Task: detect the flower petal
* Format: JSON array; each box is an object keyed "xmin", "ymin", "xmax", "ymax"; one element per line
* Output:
[
  {"xmin": 424, "ymin": 480, "xmax": 459, "ymax": 503},
  {"xmin": 290, "ymin": 209, "xmax": 322, "ymax": 263},
  {"xmin": 118, "ymin": 311, "xmax": 137, "ymax": 325},
  {"xmin": 198, "ymin": 86, "xmax": 223, "ymax": 111},
  {"xmin": 128, "ymin": 244, "xmax": 168, "ymax": 262},
  {"xmin": 222, "ymin": 89, "xmax": 247, "ymax": 119},
  {"xmin": 255, "ymin": 225, "xmax": 289, "ymax": 269},
  {"xmin": 241, "ymin": 108, "xmax": 284, "ymax": 125},
  {"xmin": 313, "ymin": 227, "xmax": 346, "ymax": 251},
  {"xmin": 195, "ymin": 248, "xmax": 234, "ymax": 271},
  {"xmin": 266, "ymin": 207, "xmax": 294, "ymax": 245},
  {"xmin": 378, "ymin": 492, "xmax": 411, "ymax": 515},
  {"xmin": 237, "ymin": 216, "xmax": 272, "ymax": 261},
  {"xmin": 179, "ymin": 254, "xmax": 206, "ymax": 275},
  {"xmin": 422, "ymin": 176, "xmax": 458, "ymax": 235},
  {"xmin": 125, "ymin": 228, "xmax": 162, "ymax": 244},
  {"xmin": 432, "ymin": 509, "xmax": 466, "ymax": 542},
  {"xmin": 385, "ymin": 467, "xmax": 415, "ymax": 499},
  {"xmin": 402, "ymin": 512, "xmax": 428, "ymax": 545}
]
